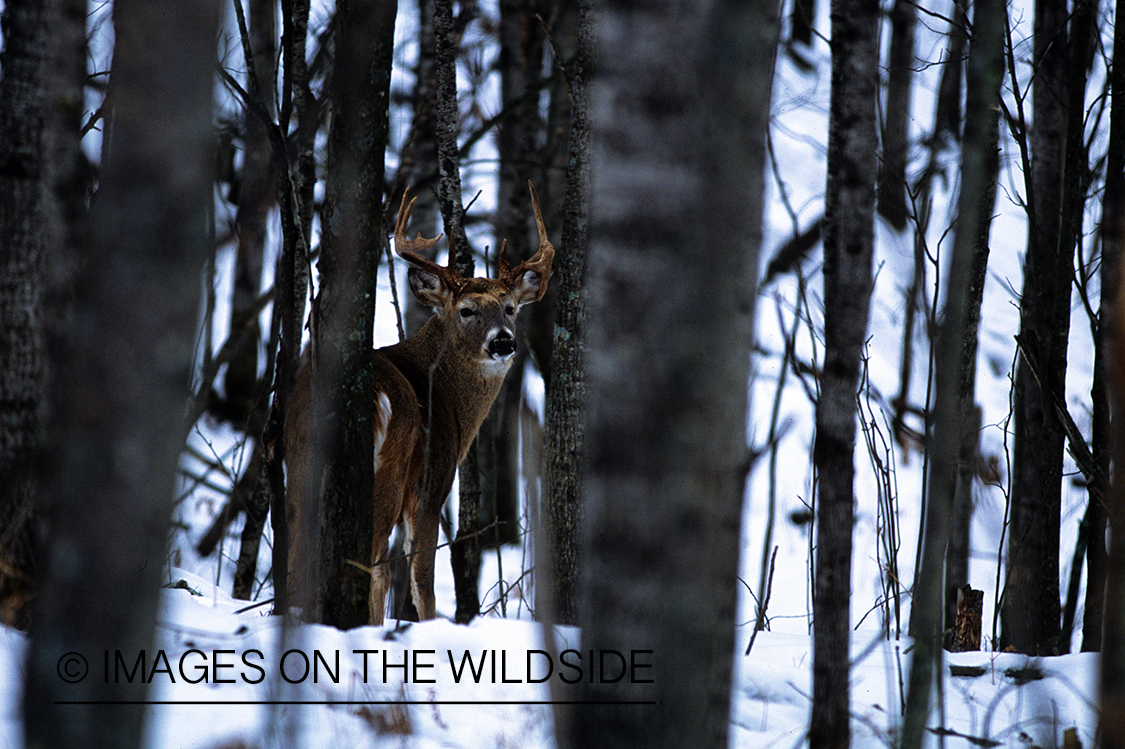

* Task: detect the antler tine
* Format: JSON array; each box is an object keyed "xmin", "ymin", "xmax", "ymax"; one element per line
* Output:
[
  {"xmin": 527, "ymin": 180, "xmax": 553, "ymax": 261},
  {"xmin": 497, "ymin": 181, "xmax": 555, "ymax": 298},
  {"xmin": 394, "ymin": 188, "xmax": 444, "ymax": 263},
  {"xmin": 496, "ymin": 239, "xmax": 510, "ymax": 279}
]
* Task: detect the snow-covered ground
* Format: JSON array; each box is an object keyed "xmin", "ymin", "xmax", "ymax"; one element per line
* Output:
[
  {"xmin": 0, "ymin": 0, "xmax": 1109, "ymax": 746},
  {"xmin": 0, "ymin": 568, "xmax": 1100, "ymax": 748}
]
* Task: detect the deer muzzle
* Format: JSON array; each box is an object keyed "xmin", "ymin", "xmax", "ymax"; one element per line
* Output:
[{"xmin": 487, "ymin": 329, "xmax": 516, "ymax": 359}]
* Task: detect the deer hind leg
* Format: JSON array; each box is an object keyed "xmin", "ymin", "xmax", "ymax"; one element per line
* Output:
[
  {"xmin": 409, "ymin": 509, "xmax": 441, "ymax": 620},
  {"xmin": 367, "ymin": 388, "xmax": 401, "ymax": 626},
  {"xmin": 369, "ymin": 466, "xmax": 405, "ymax": 626},
  {"xmin": 368, "ymin": 534, "xmax": 391, "ymax": 626}
]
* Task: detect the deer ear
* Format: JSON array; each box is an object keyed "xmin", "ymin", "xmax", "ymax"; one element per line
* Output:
[
  {"xmin": 511, "ymin": 268, "xmax": 548, "ymax": 305},
  {"xmin": 408, "ymin": 266, "xmax": 451, "ymax": 308}
]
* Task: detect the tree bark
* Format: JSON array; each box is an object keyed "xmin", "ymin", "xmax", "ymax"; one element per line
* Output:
[
  {"xmin": 23, "ymin": 2, "xmax": 218, "ymax": 747},
  {"xmin": 810, "ymin": 0, "xmax": 879, "ymax": 745},
  {"xmin": 0, "ymin": 0, "xmax": 86, "ymax": 630},
  {"xmin": 1002, "ymin": 0, "xmax": 1071, "ymax": 656},
  {"xmin": 877, "ymin": 0, "xmax": 914, "ymax": 231},
  {"xmin": 482, "ymin": 0, "xmax": 547, "ymax": 549},
  {"xmin": 566, "ymin": 0, "xmax": 776, "ymax": 746},
  {"xmin": 296, "ymin": 0, "xmax": 397, "ymax": 628},
  {"xmin": 541, "ymin": 0, "xmax": 592, "ymax": 629},
  {"xmin": 432, "ymin": 0, "xmax": 482, "ymax": 623},
  {"xmin": 942, "ymin": 0, "xmax": 1005, "ymax": 646},
  {"xmin": 1088, "ymin": 0, "xmax": 1124, "ymax": 657},
  {"xmin": 1099, "ymin": 0, "xmax": 1125, "ymax": 714}
]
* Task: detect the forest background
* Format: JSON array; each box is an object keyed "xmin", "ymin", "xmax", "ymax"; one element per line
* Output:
[{"xmin": 0, "ymin": 0, "xmax": 1123, "ymax": 747}]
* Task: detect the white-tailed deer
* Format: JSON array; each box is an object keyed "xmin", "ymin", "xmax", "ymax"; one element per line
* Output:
[{"xmin": 285, "ymin": 181, "xmax": 554, "ymax": 624}]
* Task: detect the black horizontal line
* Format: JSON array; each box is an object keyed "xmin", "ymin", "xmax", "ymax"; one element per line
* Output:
[{"xmin": 54, "ymin": 700, "xmax": 657, "ymax": 706}]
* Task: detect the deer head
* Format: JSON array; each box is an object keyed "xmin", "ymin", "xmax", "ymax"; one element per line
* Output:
[{"xmin": 394, "ymin": 182, "xmax": 554, "ymax": 374}]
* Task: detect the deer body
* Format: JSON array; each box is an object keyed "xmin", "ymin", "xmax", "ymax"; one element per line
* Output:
[{"xmin": 285, "ymin": 183, "xmax": 553, "ymax": 624}]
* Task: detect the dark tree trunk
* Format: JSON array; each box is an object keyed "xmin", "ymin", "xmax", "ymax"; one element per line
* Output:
[
  {"xmin": 942, "ymin": 0, "xmax": 1005, "ymax": 646},
  {"xmin": 431, "ymin": 0, "xmax": 482, "ymax": 623},
  {"xmin": 228, "ymin": 0, "xmax": 280, "ymax": 602},
  {"xmin": 1099, "ymin": 0, "xmax": 1125, "ymax": 723},
  {"xmin": 1002, "ymin": 0, "xmax": 1071, "ymax": 657},
  {"xmin": 933, "ymin": 0, "xmax": 968, "ymax": 142},
  {"xmin": 1100, "ymin": 0, "xmax": 1125, "ymax": 711},
  {"xmin": 809, "ymin": 0, "xmax": 879, "ymax": 745},
  {"xmin": 296, "ymin": 0, "xmax": 397, "ymax": 628},
  {"xmin": 565, "ymin": 0, "xmax": 776, "ymax": 746},
  {"xmin": 223, "ymin": 0, "xmax": 277, "ymax": 427},
  {"xmin": 23, "ymin": 2, "xmax": 218, "ymax": 747},
  {"xmin": 878, "ymin": 0, "xmax": 914, "ymax": 231},
  {"xmin": 396, "ymin": 0, "xmax": 442, "ymax": 341},
  {"xmin": 482, "ymin": 0, "xmax": 547, "ymax": 549},
  {"xmin": 388, "ymin": 0, "xmax": 440, "ymax": 623},
  {"xmin": 262, "ymin": 0, "xmax": 316, "ymax": 614},
  {"xmin": 540, "ymin": 0, "xmax": 591, "ymax": 630},
  {"xmin": 0, "ymin": 0, "xmax": 86, "ymax": 630},
  {"xmin": 1087, "ymin": 0, "xmax": 1124, "ymax": 656},
  {"xmin": 900, "ymin": 0, "xmax": 1005, "ymax": 743}
]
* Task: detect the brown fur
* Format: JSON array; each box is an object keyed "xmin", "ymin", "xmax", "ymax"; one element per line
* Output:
[{"xmin": 285, "ymin": 184, "xmax": 553, "ymax": 624}]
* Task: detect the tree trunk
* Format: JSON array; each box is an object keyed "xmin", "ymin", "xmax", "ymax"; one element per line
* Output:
[
  {"xmin": 942, "ymin": 0, "xmax": 1005, "ymax": 646},
  {"xmin": 432, "ymin": 0, "xmax": 482, "ymax": 623},
  {"xmin": 1099, "ymin": 0, "xmax": 1125, "ymax": 727},
  {"xmin": 809, "ymin": 0, "xmax": 879, "ymax": 745},
  {"xmin": 933, "ymin": 0, "xmax": 968, "ymax": 141},
  {"xmin": 565, "ymin": 0, "xmax": 776, "ymax": 746},
  {"xmin": 1087, "ymin": 0, "xmax": 1124, "ymax": 657},
  {"xmin": 1002, "ymin": 0, "xmax": 1071, "ymax": 656},
  {"xmin": 482, "ymin": 0, "xmax": 547, "ymax": 549},
  {"xmin": 899, "ymin": 0, "xmax": 1005, "ymax": 743},
  {"xmin": 540, "ymin": 0, "xmax": 591, "ymax": 629},
  {"xmin": 791, "ymin": 0, "xmax": 816, "ymax": 46},
  {"xmin": 388, "ymin": 0, "xmax": 440, "ymax": 622},
  {"xmin": 228, "ymin": 0, "xmax": 280, "ymax": 602},
  {"xmin": 23, "ymin": 2, "xmax": 218, "ymax": 747},
  {"xmin": 0, "ymin": 0, "xmax": 86, "ymax": 630},
  {"xmin": 877, "ymin": 0, "xmax": 914, "ymax": 231},
  {"xmin": 297, "ymin": 0, "xmax": 397, "ymax": 628}
]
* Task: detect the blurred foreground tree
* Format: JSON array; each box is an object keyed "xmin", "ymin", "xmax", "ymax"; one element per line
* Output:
[
  {"xmin": 22, "ymin": 2, "xmax": 219, "ymax": 748},
  {"xmin": 565, "ymin": 0, "xmax": 777, "ymax": 746}
]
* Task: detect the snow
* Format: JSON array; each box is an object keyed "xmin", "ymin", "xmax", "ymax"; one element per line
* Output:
[
  {"xmin": 0, "ymin": 570, "xmax": 1100, "ymax": 748},
  {"xmin": 0, "ymin": 0, "xmax": 1110, "ymax": 746}
]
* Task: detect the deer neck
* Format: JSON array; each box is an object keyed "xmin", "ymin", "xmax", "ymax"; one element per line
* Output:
[{"xmin": 387, "ymin": 315, "xmax": 510, "ymax": 458}]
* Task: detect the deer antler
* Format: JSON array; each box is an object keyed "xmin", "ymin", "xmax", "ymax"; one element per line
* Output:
[
  {"xmin": 395, "ymin": 189, "xmax": 463, "ymax": 285},
  {"xmin": 498, "ymin": 181, "xmax": 555, "ymax": 299}
]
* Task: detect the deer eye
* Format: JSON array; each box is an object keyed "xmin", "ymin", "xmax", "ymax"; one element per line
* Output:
[
  {"xmin": 505, "ymin": 305, "xmax": 516, "ymax": 316},
  {"xmin": 459, "ymin": 307, "xmax": 476, "ymax": 319}
]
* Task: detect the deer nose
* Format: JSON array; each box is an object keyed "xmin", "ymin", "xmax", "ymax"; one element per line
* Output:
[{"xmin": 488, "ymin": 330, "xmax": 516, "ymax": 358}]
